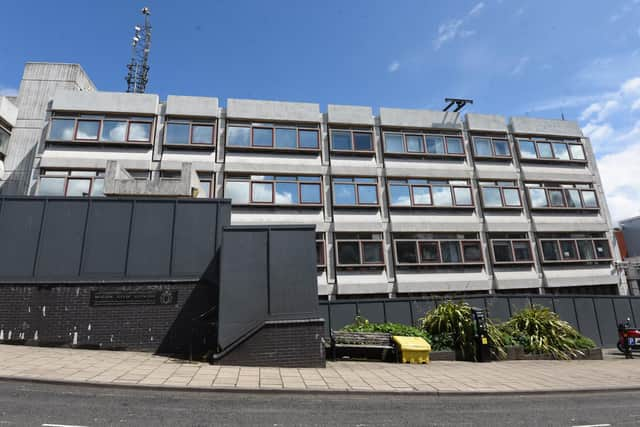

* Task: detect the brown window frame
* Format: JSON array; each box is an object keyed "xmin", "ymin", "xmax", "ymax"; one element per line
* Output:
[
  {"xmin": 224, "ymin": 175, "xmax": 324, "ymax": 207},
  {"xmin": 164, "ymin": 119, "xmax": 216, "ymax": 147},
  {"xmin": 538, "ymin": 238, "xmax": 613, "ymax": 263},
  {"xmin": 226, "ymin": 123, "xmax": 320, "ymax": 152},
  {"xmin": 480, "ymin": 183, "xmax": 522, "ymax": 209},
  {"xmin": 48, "ymin": 115, "xmax": 155, "ymax": 145},
  {"xmin": 382, "ymin": 131, "xmax": 466, "ymax": 158},
  {"xmin": 387, "ymin": 179, "xmax": 474, "ymax": 209},
  {"xmin": 331, "ymin": 177, "xmax": 379, "ymax": 208},
  {"xmin": 335, "ymin": 239, "xmax": 385, "ymax": 268},
  {"xmin": 37, "ymin": 170, "xmax": 105, "ymax": 197},
  {"xmin": 329, "ymin": 128, "xmax": 375, "ymax": 154},
  {"xmin": 393, "ymin": 239, "xmax": 483, "ymax": 266},
  {"xmin": 73, "ymin": 119, "xmax": 101, "ymax": 141},
  {"xmin": 471, "ymin": 136, "xmax": 512, "ymax": 159},
  {"xmin": 526, "ymin": 185, "xmax": 599, "ymax": 211},
  {"xmin": 490, "ymin": 239, "xmax": 534, "ymax": 264},
  {"xmin": 316, "ymin": 234, "xmax": 326, "ymax": 268},
  {"xmin": 516, "ymin": 138, "xmax": 588, "ymax": 163}
]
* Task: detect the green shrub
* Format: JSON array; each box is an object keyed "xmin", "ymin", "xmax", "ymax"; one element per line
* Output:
[
  {"xmin": 420, "ymin": 300, "xmax": 506, "ymax": 360},
  {"xmin": 501, "ymin": 305, "xmax": 595, "ymax": 360},
  {"xmin": 341, "ymin": 316, "xmax": 432, "ymax": 343}
]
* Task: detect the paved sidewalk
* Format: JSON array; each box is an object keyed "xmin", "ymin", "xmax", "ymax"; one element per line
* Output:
[{"xmin": 1, "ymin": 344, "xmax": 640, "ymax": 394}]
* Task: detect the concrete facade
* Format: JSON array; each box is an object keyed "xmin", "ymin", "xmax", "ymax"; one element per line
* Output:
[{"xmin": 0, "ymin": 62, "xmax": 628, "ymax": 299}]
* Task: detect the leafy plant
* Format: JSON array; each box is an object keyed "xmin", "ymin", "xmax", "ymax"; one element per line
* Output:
[
  {"xmin": 501, "ymin": 305, "xmax": 595, "ymax": 360},
  {"xmin": 341, "ymin": 316, "xmax": 432, "ymax": 343}
]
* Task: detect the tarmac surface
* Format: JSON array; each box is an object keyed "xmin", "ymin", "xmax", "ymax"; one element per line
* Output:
[{"xmin": 1, "ymin": 344, "xmax": 640, "ymax": 395}]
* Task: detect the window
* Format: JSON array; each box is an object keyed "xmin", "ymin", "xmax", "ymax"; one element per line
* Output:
[
  {"xmin": 316, "ymin": 233, "xmax": 326, "ymax": 267},
  {"xmin": 37, "ymin": 170, "xmax": 105, "ymax": 197},
  {"xmin": 393, "ymin": 234, "xmax": 483, "ymax": 266},
  {"xmin": 224, "ymin": 175, "xmax": 322, "ymax": 206},
  {"xmin": 526, "ymin": 184, "xmax": 599, "ymax": 210},
  {"xmin": 491, "ymin": 239, "xmax": 533, "ymax": 264},
  {"xmin": 472, "ymin": 136, "xmax": 511, "ymax": 158},
  {"xmin": 388, "ymin": 179, "xmax": 473, "ymax": 208},
  {"xmin": 48, "ymin": 115, "xmax": 154, "ymax": 144},
  {"xmin": 333, "ymin": 177, "xmax": 378, "ymax": 207},
  {"xmin": 479, "ymin": 181, "xmax": 521, "ymax": 208},
  {"xmin": 196, "ymin": 173, "xmax": 214, "ymax": 198},
  {"xmin": 165, "ymin": 120, "xmax": 215, "ymax": 146},
  {"xmin": 517, "ymin": 138, "xmax": 587, "ymax": 162},
  {"xmin": 383, "ymin": 131, "xmax": 465, "ymax": 156},
  {"xmin": 538, "ymin": 237, "xmax": 612, "ymax": 263},
  {"xmin": 226, "ymin": 123, "xmax": 319, "ymax": 151},
  {"xmin": 330, "ymin": 129, "xmax": 374, "ymax": 152},
  {"xmin": 335, "ymin": 233, "xmax": 384, "ymax": 267}
]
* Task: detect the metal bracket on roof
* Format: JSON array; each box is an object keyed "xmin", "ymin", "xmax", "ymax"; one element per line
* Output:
[{"xmin": 443, "ymin": 98, "xmax": 474, "ymax": 112}]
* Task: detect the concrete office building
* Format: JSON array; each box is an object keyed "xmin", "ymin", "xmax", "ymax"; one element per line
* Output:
[
  {"xmin": 616, "ymin": 217, "xmax": 640, "ymax": 294},
  {"xmin": 0, "ymin": 62, "xmax": 629, "ymax": 299}
]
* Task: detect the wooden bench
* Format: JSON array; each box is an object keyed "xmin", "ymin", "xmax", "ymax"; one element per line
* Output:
[{"xmin": 330, "ymin": 331, "xmax": 398, "ymax": 362}]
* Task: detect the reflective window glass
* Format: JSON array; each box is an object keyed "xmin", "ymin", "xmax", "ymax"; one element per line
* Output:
[
  {"xmin": 332, "ymin": 131, "xmax": 352, "ymax": 150},
  {"xmin": 594, "ymin": 240, "xmax": 611, "ymax": 259},
  {"xmin": 38, "ymin": 177, "xmax": 65, "ymax": 196},
  {"xmin": 518, "ymin": 140, "xmax": 537, "ymax": 158},
  {"xmin": 548, "ymin": 189, "xmax": 565, "ymax": 207},
  {"xmin": 384, "ymin": 133, "xmax": 404, "ymax": 153},
  {"xmin": 441, "ymin": 242, "xmax": 462, "ymax": 263},
  {"xmin": 426, "ymin": 136, "xmax": 445, "ymax": 154},
  {"xmin": 354, "ymin": 132, "xmax": 373, "ymax": 151},
  {"xmin": 192, "ymin": 125, "xmax": 214, "ymax": 144},
  {"xmin": 494, "ymin": 140, "xmax": 510, "ymax": 156},
  {"xmin": 76, "ymin": 121, "xmax": 100, "ymax": 140},
  {"xmin": 528, "ymin": 188, "xmax": 548, "ymax": 208},
  {"xmin": 553, "ymin": 143, "xmax": 570, "ymax": 160},
  {"xmin": 446, "ymin": 137, "xmax": 464, "ymax": 154},
  {"xmin": 482, "ymin": 187, "xmax": 503, "ymax": 207},
  {"xmin": 453, "ymin": 187, "xmax": 472, "ymax": 206},
  {"xmin": 337, "ymin": 242, "xmax": 360, "ymax": 265},
  {"xmin": 198, "ymin": 181, "xmax": 211, "ymax": 198},
  {"xmin": 253, "ymin": 128, "xmax": 273, "ymax": 147},
  {"xmin": 419, "ymin": 242, "xmax": 440, "ymax": 262},
  {"xmin": 560, "ymin": 240, "xmax": 578, "ymax": 259},
  {"xmin": 224, "ymin": 181, "xmax": 250, "ymax": 204},
  {"xmin": 537, "ymin": 142, "xmax": 553, "ymax": 158},
  {"xmin": 396, "ymin": 241, "xmax": 418, "ymax": 264},
  {"xmin": 412, "ymin": 186, "xmax": 431, "ymax": 205},
  {"xmin": 91, "ymin": 178, "xmax": 105, "ymax": 197},
  {"xmin": 493, "ymin": 241, "xmax": 513, "ymax": 262},
  {"xmin": 389, "ymin": 185, "xmax": 411, "ymax": 206},
  {"xmin": 166, "ymin": 123, "xmax": 190, "ymax": 145},
  {"xmin": 128, "ymin": 122, "xmax": 151, "ymax": 142},
  {"xmin": 432, "ymin": 186, "xmax": 453, "ymax": 206},
  {"xmin": 275, "ymin": 128, "xmax": 297, "ymax": 148},
  {"xmin": 565, "ymin": 189, "xmax": 582, "ymax": 208},
  {"xmin": 569, "ymin": 144, "xmax": 585, "ymax": 160},
  {"xmin": 474, "ymin": 138, "xmax": 492, "ymax": 156},
  {"xmin": 358, "ymin": 185, "xmax": 378, "ymax": 204},
  {"xmin": 49, "ymin": 119, "xmax": 75, "ymax": 140},
  {"xmin": 503, "ymin": 188, "xmax": 521, "ymax": 206},
  {"xmin": 577, "ymin": 240, "xmax": 595, "ymax": 260},
  {"xmin": 362, "ymin": 242, "xmax": 383, "ymax": 264},
  {"xmin": 334, "ymin": 183, "xmax": 356, "ymax": 205},
  {"xmin": 581, "ymin": 190, "xmax": 598, "ymax": 208},
  {"xmin": 252, "ymin": 182, "xmax": 273, "ymax": 202},
  {"xmin": 541, "ymin": 241, "xmax": 560, "ymax": 261},
  {"xmin": 300, "ymin": 183, "xmax": 321, "ymax": 203},
  {"xmin": 299, "ymin": 130, "xmax": 319, "ymax": 149},
  {"xmin": 513, "ymin": 241, "xmax": 532, "ymax": 261},
  {"xmin": 102, "ymin": 121, "xmax": 127, "ymax": 142},
  {"xmin": 66, "ymin": 179, "xmax": 91, "ymax": 196},
  {"xmin": 227, "ymin": 126, "xmax": 250, "ymax": 146},
  {"xmin": 406, "ymin": 135, "xmax": 424, "ymax": 152},
  {"xmin": 462, "ymin": 242, "xmax": 482, "ymax": 262},
  {"xmin": 275, "ymin": 182, "xmax": 298, "ymax": 204}
]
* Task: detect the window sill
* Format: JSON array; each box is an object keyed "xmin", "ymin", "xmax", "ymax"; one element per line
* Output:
[
  {"xmin": 225, "ymin": 145, "xmax": 321, "ymax": 155},
  {"xmin": 541, "ymin": 259, "xmax": 612, "ymax": 265},
  {"xmin": 47, "ymin": 140, "xmax": 152, "ymax": 148},
  {"xmin": 330, "ymin": 149, "xmax": 376, "ymax": 157},
  {"xmin": 493, "ymin": 261, "xmax": 535, "ymax": 265},
  {"xmin": 529, "ymin": 207, "xmax": 600, "ymax": 212},
  {"xmin": 518, "ymin": 158, "xmax": 588, "ymax": 165},
  {"xmin": 230, "ymin": 203, "xmax": 323, "ymax": 209},
  {"xmin": 383, "ymin": 152, "xmax": 466, "ymax": 160},
  {"xmin": 473, "ymin": 155, "xmax": 513, "ymax": 161},
  {"xmin": 164, "ymin": 143, "xmax": 216, "ymax": 151},
  {"xmin": 482, "ymin": 206, "xmax": 523, "ymax": 211},
  {"xmin": 389, "ymin": 205, "xmax": 475, "ymax": 210},
  {"xmin": 333, "ymin": 204, "xmax": 380, "ymax": 209},
  {"xmin": 395, "ymin": 262, "xmax": 484, "ymax": 267}
]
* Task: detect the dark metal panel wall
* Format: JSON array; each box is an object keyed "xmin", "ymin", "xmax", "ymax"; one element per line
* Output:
[
  {"xmin": 357, "ymin": 302, "xmax": 385, "ymax": 324},
  {"xmin": 552, "ymin": 298, "xmax": 579, "ymax": 329},
  {"xmin": 171, "ymin": 202, "xmax": 220, "ymax": 277},
  {"xmin": 593, "ymin": 298, "xmax": 618, "ymax": 347},
  {"xmin": 127, "ymin": 201, "xmax": 174, "ymax": 277},
  {"xmin": 82, "ymin": 201, "xmax": 132, "ymax": 276},
  {"xmin": 574, "ymin": 298, "xmax": 602, "ymax": 346},
  {"xmin": 613, "ymin": 298, "xmax": 635, "ymax": 326},
  {"xmin": 0, "ymin": 199, "xmax": 44, "ymax": 278}
]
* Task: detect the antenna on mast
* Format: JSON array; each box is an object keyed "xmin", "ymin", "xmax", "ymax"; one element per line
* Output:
[{"xmin": 125, "ymin": 7, "xmax": 152, "ymax": 93}]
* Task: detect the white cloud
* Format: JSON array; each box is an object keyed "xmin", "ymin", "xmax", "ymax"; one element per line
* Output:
[
  {"xmin": 511, "ymin": 56, "xmax": 530, "ymax": 75},
  {"xmin": 597, "ymin": 142, "xmax": 640, "ymax": 223},
  {"xmin": 468, "ymin": 2, "xmax": 485, "ymax": 16},
  {"xmin": 515, "ymin": 7, "xmax": 525, "ymax": 17},
  {"xmin": 632, "ymin": 98, "xmax": 640, "ymax": 111},
  {"xmin": 583, "ymin": 122, "xmax": 614, "ymax": 147},
  {"xmin": 388, "ymin": 61, "xmax": 400, "ymax": 73},
  {"xmin": 580, "ymin": 99, "xmax": 619, "ymax": 122},
  {"xmin": 0, "ymin": 87, "xmax": 18, "ymax": 97}
]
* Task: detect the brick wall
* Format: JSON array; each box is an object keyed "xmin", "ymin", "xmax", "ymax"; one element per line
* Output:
[
  {"xmin": 215, "ymin": 319, "xmax": 326, "ymax": 368},
  {"xmin": 0, "ymin": 281, "xmax": 217, "ymax": 356}
]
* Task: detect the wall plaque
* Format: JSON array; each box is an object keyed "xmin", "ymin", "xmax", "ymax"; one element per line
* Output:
[{"xmin": 90, "ymin": 290, "xmax": 178, "ymax": 307}]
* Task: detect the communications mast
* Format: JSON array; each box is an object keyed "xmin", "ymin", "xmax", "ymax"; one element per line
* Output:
[{"xmin": 125, "ymin": 7, "xmax": 152, "ymax": 93}]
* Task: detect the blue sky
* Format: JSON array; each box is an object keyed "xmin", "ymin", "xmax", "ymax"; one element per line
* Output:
[{"xmin": 1, "ymin": 0, "xmax": 639, "ymax": 221}]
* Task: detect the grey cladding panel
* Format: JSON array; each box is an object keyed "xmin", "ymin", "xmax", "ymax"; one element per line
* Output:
[
  {"xmin": 485, "ymin": 298, "xmax": 510, "ymax": 321},
  {"xmin": 553, "ymin": 299, "xmax": 578, "ymax": 329},
  {"xmin": 217, "ymin": 230, "xmax": 268, "ymax": 349},
  {"xmin": 36, "ymin": 200, "xmax": 88, "ymax": 278},
  {"xmin": 357, "ymin": 302, "xmax": 385, "ymax": 324},
  {"xmin": 530, "ymin": 297, "xmax": 554, "ymax": 310},
  {"xmin": 593, "ymin": 298, "xmax": 618, "ymax": 347},
  {"xmin": 82, "ymin": 201, "xmax": 132, "ymax": 276},
  {"xmin": 509, "ymin": 297, "xmax": 531, "ymax": 315},
  {"xmin": 385, "ymin": 301, "xmax": 413, "ymax": 325},
  {"xmin": 411, "ymin": 300, "xmax": 435, "ymax": 326},
  {"xmin": 0, "ymin": 199, "xmax": 44, "ymax": 277},
  {"xmin": 127, "ymin": 201, "xmax": 174, "ymax": 277},
  {"xmin": 630, "ymin": 299, "xmax": 640, "ymax": 327},
  {"xmin": 574, "ymin": 298, "xmax": 602, "ymax": 346},
  {"xmin": 613, "ymin": 298, "xmax": 634, "ymax": 326},
  {"xmin": 172, "ymin": 203, "xmax": 218, "ymax": 276},
  {"xmin": 319, "ymin": 304, "xmax": 330, "ymax": 337},
  {"xmin": 330, "ymin": 304, "xmax": 357, "ymax": 330},
  {"xmin": 268, "ymin": 229, "xmax": 318, "ymax": 318}
]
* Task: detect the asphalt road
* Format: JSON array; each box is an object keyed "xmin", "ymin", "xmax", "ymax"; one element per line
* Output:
[{"xmin": 0, "ymin": 380, "xmax": 638, "ymax": 426}]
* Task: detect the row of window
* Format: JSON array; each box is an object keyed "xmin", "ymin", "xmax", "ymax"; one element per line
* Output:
[
  {"xmin": 315, "ymin": 233, "xmax": 612, "ymax": 268},
  {"xmin": 47, "ymin": 115, "xmax": 588, "ymax": 164}
]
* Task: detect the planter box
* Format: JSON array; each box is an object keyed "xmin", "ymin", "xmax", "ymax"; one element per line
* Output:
[
  {"xmin": 503, "ymin": 345, "xmax": 603, "ymax": 361},
  {"xmin": 429, "ymin": 350, "xmax": 456, "ymax": 361}
]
